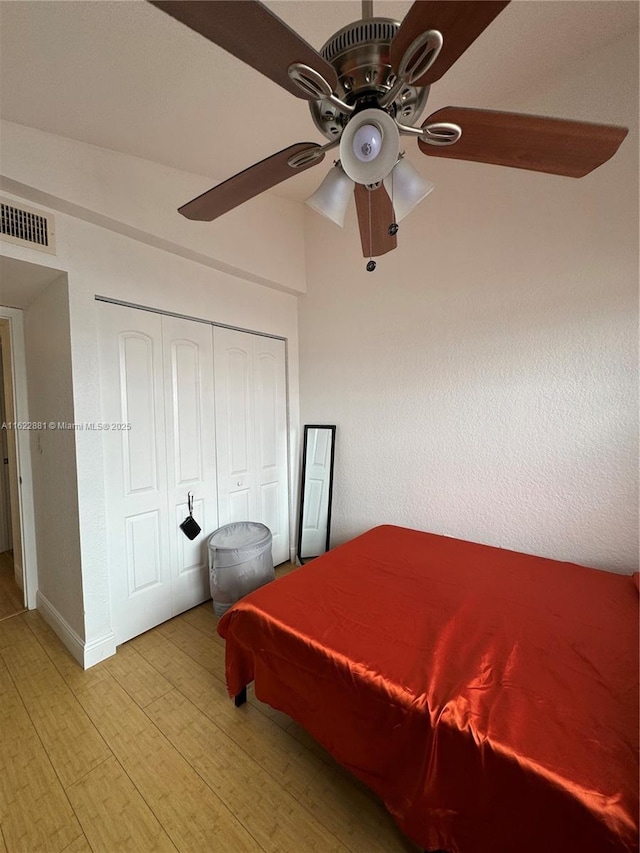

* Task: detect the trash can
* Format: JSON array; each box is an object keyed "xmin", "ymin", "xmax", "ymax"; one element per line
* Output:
[{"xmin": 208, "ymin": 522, "xmax": 274, "ymax": 617}]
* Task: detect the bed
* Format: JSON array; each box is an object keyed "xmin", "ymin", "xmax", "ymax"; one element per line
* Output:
[{"xmin": 217, "ymin": 525, "xmax": 639, "ymax": 853}]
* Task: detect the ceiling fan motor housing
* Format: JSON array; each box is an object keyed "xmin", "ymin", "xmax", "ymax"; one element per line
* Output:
[{"xmin": 310, "ymin": 18, "xmax": 430, "ymax": 140}]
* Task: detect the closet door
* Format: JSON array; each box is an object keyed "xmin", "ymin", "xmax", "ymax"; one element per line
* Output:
[
  {"xmin": 254, "ymin": 335, "xmax": 290, "ymax": 565},
  {"xmin": 213, "ymin": 329, "xmax": 256, "ymax": 524},
  {"xmin": 99, "ymin": 305, "xmax": 218, "ymax": 644},
  {"xmin": 99, "ymin": 303, "xmax": 172, "ymax": 644},
  {"xmin": 214, "ymin": 328, "xmax": 289, "ymax": 564},
  {"xmin": 162, "ymin": 315, "xmax": 217, "ymax": 615}
]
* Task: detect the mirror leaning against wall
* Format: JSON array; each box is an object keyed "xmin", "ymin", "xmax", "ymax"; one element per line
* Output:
[{"xmin": 297, "ymin": 425, "xmax": 336, "ymax": 564}]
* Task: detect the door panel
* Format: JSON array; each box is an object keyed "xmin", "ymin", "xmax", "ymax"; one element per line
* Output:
[
  {"xmin": 162, "ymin": 316, "xmax": 217, "ymax": 616},
  {"xmin": 229, "ymin": 488, "xmax": 251, "ymax": 522},
  {"xmin": 99, "ymin": 304, "xmax": 172, "ymax": 644},
  {"xmin": 0, "ymin": 348, "xmax": 12, "ymax": 553},
  {"xmin": 214, "ymin": 328, "xmax": 289, "ymax": 564},
  {"xmin": 253, "ymin": 337, "xmax": 289, "ymax": 564},
  {"xmin": 171, "ymin": 340, "xmax": 203, "ymax": 485},
  {"xmin": 256, "ymin": 352, "xmax": 278, "ymax": 468},
  {"xmin": 227, "ymin": 348, "xmax": 253, "ymax": 478},
  {"xmin": 120, "ymin": 334, "xmax": 159, "ymax": 494},
  {"xmin": 260, "ymin": 481, "xmax": 281, "ymax": 537},
  {"xmin": 125, "ymin": 510, "xmax": 162, "ymax": 593},
  {"xmin": 214, "ymin": 331, "xmax": 257, "ymax": 525}
]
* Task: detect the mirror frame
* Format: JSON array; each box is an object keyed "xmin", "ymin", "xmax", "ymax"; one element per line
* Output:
[{"xmin": 296, "ymin": 424, "xmax": 336, "ymax": 564}]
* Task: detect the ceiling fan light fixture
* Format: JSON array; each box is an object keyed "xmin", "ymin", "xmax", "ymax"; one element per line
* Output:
[
  {"xmin": 305, "ymin": 163, "xmax": 355, "ymax": 228},
  {"xmin": 340, "ymin": 108, "xmax": 400, "ymax": 185},
  {"xmin": 383, "ymin": 158, "xmax": 435, "ymax": 222},
  {"xmin": 352, "ymin": 124, "xmax": 383, "ymax": 162}
]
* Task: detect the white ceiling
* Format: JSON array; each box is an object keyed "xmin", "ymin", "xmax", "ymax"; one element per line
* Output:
[{"xmin": 0, "ymin": 1, "xmax": 637, "ymax": 202}]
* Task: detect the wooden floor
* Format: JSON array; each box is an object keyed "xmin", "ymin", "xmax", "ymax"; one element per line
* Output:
[
  {"xmin": 0, "ymin": 551, "xmax": 25, "ymax": 623},
  {"xmin": 0, "ymin": 562, "xmax": 420, "ymax": 853}
]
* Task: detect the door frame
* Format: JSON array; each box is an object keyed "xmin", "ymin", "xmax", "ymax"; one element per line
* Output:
[
  {"xmin": 0, "ymin": 345, "xmax": 13, "ymax": 552},
  {"xmin": 0, "ymin": 309, "xmax": 38, "ymax": 608}
]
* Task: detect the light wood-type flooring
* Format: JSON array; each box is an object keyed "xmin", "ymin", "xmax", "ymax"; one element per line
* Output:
[
  {"xmin": 0, "ymin": 551, "xmax": 25, "ymax": 623},
  {"xmin": 0, "ymin": 562, "xmax": 420, "ymax": 853}
]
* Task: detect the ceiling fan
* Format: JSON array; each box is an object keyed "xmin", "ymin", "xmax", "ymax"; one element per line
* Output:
[{"xmin": 149, "ymin": 0, "xmax": 628, "ymax": 270}]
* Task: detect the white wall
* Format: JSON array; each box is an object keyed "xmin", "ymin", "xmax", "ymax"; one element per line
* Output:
[
  {"xmin": 0, "ymin": 127, "xmax": 303, "ymax": 665},
  {"xmin": 299, "ymin": 30, "xmax": 639, "ymax": 572},
  {"xmin": 24, "ymin": 276, "xmax": 84, "ymax": 638},
  {"xmin": 0, "ymin": 120, "xmax": 307, "ymax": 295}
]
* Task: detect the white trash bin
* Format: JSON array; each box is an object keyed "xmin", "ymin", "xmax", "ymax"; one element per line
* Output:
[{"xmin": 208, "ymin": 522, "xmax": 274, "ymax": 617}]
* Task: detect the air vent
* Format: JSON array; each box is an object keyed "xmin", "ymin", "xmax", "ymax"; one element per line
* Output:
[{"xmin": 0, "ymin": 199, "xmax": 56, "ymax": 255}]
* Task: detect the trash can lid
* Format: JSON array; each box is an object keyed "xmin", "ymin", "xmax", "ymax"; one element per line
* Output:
[{"xmin": 208, "ymin": 521, "xmax": 271, "ymax": 551}]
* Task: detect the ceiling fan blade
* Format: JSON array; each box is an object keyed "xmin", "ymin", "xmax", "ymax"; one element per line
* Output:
[
  {"xmin": 390, "ymin": 1, "xmax": 509, "ymax": 87},
  {"xmin": 418, "ymin": 107, "xmax": 628, "ymax": 177},
  {"xmin": 149, "ymin": 1, "xmax": 338, "ymax": 99},
  {"xmin": 179, "ymin": 143, "xmax": 324, "ymax": 221},
  {"xmin": 354, "ymin": 185, "xmax": 397, "ymax": 258}
]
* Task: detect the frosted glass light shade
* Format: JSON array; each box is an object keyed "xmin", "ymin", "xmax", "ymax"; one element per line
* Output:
[
  {"xmin": 383, "ymin": 159, "xmax": 435, "ymax": 222},
  {"xmin": 305, "ymin": 165, "xmax": 355, "ymax": 228}
]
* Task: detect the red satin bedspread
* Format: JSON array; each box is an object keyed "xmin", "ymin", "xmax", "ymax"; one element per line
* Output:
[{"xmin": 217, "ymin": 525, "xmax": 639, "ymax": 852}]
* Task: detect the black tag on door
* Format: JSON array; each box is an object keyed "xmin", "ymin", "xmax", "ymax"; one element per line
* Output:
[
  {"xmin": 180, "ymin": 515, "xmax": 201, "ymax": 540},
  {"xmin": 180, "ymin": 492, "xmax": 201, "ymax": 540}
]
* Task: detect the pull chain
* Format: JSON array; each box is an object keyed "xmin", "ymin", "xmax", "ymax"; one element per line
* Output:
[
  {"xmin": 366, "ymin": 188, "xmax": 376, "ymax": 272},
  {"xmin": 388, "ymin": 169, "xmax": 399, "ymax": 237}
]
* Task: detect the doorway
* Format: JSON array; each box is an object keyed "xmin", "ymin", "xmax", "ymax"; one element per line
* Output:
[
  {"xmin": 0, "ymin": 316, "xmax": 28, "ymax": 613},
  {"xmin": 0, "ymin": 253, "xmax": 62, "ymax": 612},
  {"xmin": 0, "ymin": 339, "xmax": 25, "ymax": 620}
]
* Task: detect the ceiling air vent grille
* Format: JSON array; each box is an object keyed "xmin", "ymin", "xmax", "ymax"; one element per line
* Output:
[{"xmin": 0, "ymin": 199, "xmax": 56, "ymax": 255}]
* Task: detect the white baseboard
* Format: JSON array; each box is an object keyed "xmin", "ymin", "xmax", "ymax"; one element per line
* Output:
[
  {"xmin": 83, "ymin": 630, "xmax": 117, "ymax": 669},
  {"xmin": 36, "ymin": 590, "xmax": 84, "ymax": 666},
  {"xmin": 36, "ymin": 591, "xmax": 116, "ymax": 669}
]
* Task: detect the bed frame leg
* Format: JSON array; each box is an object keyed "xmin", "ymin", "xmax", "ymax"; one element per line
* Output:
[{"xmin": 234, "ymin": 686, "xmax": 247, "ymax": 707}]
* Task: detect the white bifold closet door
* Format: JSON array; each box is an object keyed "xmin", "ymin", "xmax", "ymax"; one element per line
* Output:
[
  {"xmin": 213, "ymin": 327, "xmax": 289, "ymax": 565},
  {"xmin": 99, "ymin": 303, "xmax": 217, "ymax": 645}
]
